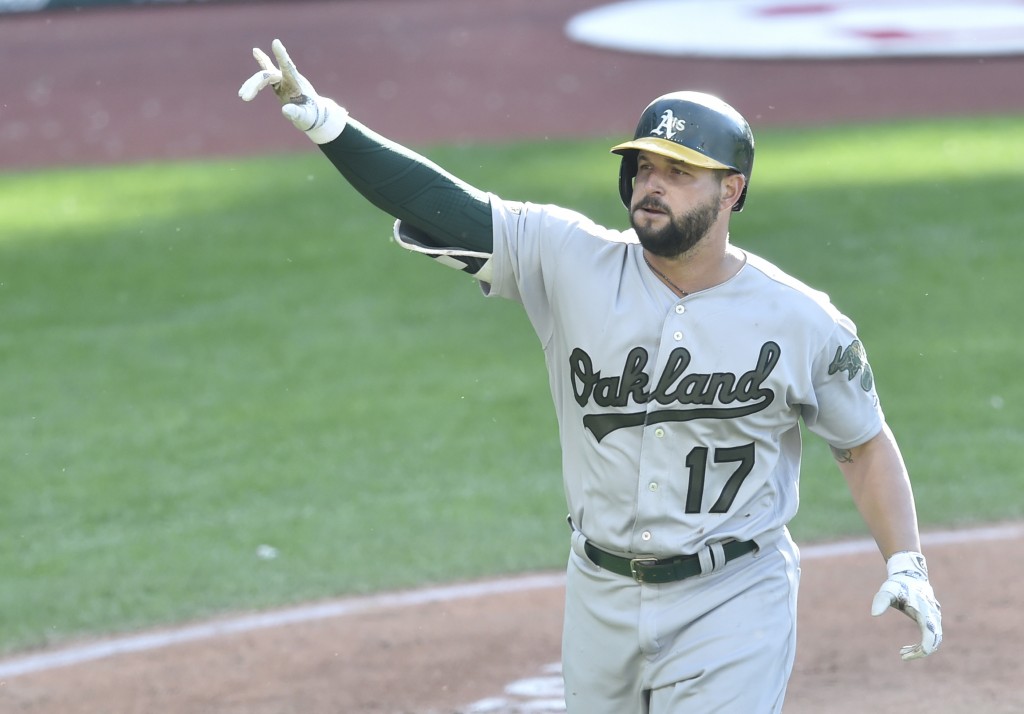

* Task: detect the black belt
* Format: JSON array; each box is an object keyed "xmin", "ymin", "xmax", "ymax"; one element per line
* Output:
[{"xmin": 583, "ymin": 539, "xmax": 758, "ymax": 584}]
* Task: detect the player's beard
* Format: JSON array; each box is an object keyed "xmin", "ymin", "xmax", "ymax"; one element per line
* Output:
[{"xmin": 631, "ymin": 194, "xmax": 720, "ymax": 258}]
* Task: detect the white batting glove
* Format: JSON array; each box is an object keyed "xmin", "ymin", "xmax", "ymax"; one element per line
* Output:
[
  {"xmin": 871, "ymin": 551, "xmax": 943, "ymax": 660},
  {"xmin": 238, "ymin": 39, "xmax": 348, "ymax": 145}
]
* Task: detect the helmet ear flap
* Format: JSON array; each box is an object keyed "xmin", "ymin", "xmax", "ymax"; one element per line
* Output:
[
  {"xmin": 618, "ymin": 151, "xmax": 638, "ymax": 209},
  {"xmin": 732, "ymin": 186, "xmax": 748, "ymax": 212},
  {"xmin": 731, "ymin": 174, "xmax": 749, "ymax": 212}
]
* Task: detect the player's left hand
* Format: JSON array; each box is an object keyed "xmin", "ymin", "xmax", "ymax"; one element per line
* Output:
[
  {"xmin": 238, "ymin": 39, "xmax": 348, "ymax": 145},
  {"xmin": 871, "ymin": 551, "xmax": 942, "ymax": 660}
]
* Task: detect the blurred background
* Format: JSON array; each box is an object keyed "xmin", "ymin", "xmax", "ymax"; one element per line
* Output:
[{"xmin": 5, "ymin": 0, "xmax": 1024, "ymax": 170}]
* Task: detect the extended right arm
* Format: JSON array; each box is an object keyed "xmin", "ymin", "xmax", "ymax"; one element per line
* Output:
[{"xmin": 238, "ymin": 39, "xmax": 494, "ymax": 271}]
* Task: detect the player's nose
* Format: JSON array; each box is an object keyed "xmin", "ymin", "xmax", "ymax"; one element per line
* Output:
[{"xmin": 635, "ymin": 170, "xmax": 666, "ymax": 197}]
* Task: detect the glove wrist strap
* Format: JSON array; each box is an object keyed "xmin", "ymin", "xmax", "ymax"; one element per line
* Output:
[
  {"xmin": 305, "ymin": 99, "xmax": 349, "ymax": 145},
  {"xmin": 886, "ymin": 550, "xmax": 928, "ymax": 578}
]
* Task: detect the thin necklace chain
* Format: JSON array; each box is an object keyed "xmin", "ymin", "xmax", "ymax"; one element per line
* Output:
[{"xmin": 643, "ymin": 253, "xmax": 689, "ymax": 297}]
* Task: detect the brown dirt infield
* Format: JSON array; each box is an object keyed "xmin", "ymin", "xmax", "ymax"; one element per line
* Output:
[
  {"xmin": 2, "ymin": 2, "xmax": 1023, "ymax": 712},
  {"xmin": 3, "ymin": 531, "xmax": 1023, "ymax": 713}
]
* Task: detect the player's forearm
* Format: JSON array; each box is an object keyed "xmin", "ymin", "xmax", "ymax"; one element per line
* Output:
[
  {"xmin": 318, "ymin": 118, "xmax": 494, "ymax": 253},
  {"xmin": 834, "ymin": 424, "xmax": 922, "ymax": 560}
]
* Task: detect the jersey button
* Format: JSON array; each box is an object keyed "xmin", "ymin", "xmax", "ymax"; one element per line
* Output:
[
  {"xmin": 648, "ymin": 482, "xmax": 659, "ymax": 492},
  {"xmin": 675, "ymin": 305, "xmax": 686, "ymax": 314},
  {"xmin": 654, "ymin": 427, "xmax": 665, "ymax": 438},
  {"xmin": 673, "ymin": 331, "xmax": 683, "ymax": 341},
  {"xmin": 641, "ymin": 531, "xmax": 652, "ymax": 541}
]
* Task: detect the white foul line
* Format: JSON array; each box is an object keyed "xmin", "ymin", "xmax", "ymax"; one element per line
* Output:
[{"xmin": 1, "ymin": 523, "xmax": 1020, "ymax": 680}]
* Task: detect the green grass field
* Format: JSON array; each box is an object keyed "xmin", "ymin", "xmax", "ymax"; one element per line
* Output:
[{"xmin": 2, "ymin": 115, "xmax": 1022, "ymax": 654}]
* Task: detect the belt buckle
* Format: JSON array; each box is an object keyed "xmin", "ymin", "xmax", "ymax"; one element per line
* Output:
[{"xmin": 629, "ymin": 557, "xmax": 659, "ymax": 583}]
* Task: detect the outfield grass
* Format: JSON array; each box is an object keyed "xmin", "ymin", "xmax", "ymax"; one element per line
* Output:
[{"xmin": 1, "ymin": 115, "xmax": 1022, "ymax": 653}]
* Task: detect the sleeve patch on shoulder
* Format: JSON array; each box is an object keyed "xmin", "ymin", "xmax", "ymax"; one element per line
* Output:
[{"xmin": 828, "ymin": 339, "xmax": 874, "ymax": 392}]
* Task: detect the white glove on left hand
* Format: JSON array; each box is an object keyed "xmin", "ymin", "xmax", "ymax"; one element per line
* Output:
[
  {"xmin": 871, "ymin": 551, "xmax": 943, "ymax": 660},
  {"xmin": 238, "ymin": 39, "xmax": 348, "ymax": 145}
]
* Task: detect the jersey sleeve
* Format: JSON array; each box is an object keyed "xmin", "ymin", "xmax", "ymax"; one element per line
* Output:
[
  {"xmin": 485, "ymin": 198, "xmax": 616, "ymax": 349},
  {"xmin": 802, "ymin": 314, "xmax": 885, "ymax": 449}
]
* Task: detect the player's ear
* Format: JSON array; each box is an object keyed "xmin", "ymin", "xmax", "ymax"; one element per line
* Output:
[{"xmin": 719, "ymin": 172, "xmax": 746, "ymax": 212}]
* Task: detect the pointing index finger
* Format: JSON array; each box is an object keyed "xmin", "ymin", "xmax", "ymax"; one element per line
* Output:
[
  {"xmin": 270, "ymin": 39, "xmax": 304, "ymax": 101},
  {"xmin": 271, "ymin": 39, "xmax": 298, "ymax": 75}
]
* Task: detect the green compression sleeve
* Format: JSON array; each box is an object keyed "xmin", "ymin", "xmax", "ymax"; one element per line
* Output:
[{"xmin": 317, "ymin": 118, "xmax": 493, "ymax": 253}]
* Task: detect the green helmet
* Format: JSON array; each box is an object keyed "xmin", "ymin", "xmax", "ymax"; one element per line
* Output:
[{"xmin": 611, "ymin": 91, "xmax": 755, "ymax": 212}]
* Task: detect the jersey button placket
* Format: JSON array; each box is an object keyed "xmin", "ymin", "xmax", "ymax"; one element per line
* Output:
[
  {"xmin": 672, "ymin": 305, "xmax": 686, "ymax": 341},
  {"xmin": 635, "ymin": 427, "xmax": 664, "ymax": 554},
  {"xmin": 636, "ymin": 298, "xmax": 689, "ymax": 555}
]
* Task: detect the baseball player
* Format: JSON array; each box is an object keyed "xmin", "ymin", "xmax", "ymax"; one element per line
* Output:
[{"xmin": 239, "ymin": 40, "xmax": 942, "ymax": 713}]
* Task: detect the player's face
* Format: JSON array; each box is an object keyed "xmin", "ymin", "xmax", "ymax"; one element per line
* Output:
[{"xmin": 629, "ymin": 152, "xmax": 724, "ymax": 258}]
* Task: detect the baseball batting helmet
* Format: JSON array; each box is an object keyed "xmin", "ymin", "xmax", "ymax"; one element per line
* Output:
[{"xmin": 611, "ymin": 91, "xmax": 755, "ymax": 211}]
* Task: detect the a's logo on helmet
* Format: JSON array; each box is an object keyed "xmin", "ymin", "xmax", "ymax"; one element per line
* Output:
[{"xmin": 650, "ymin": 109, "xmax": 686, "ymax": 140}]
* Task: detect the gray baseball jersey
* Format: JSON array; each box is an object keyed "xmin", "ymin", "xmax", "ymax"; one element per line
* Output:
[{"xmin": 484, "ymin": 197, "xmax": 884, "ymax": 557}]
